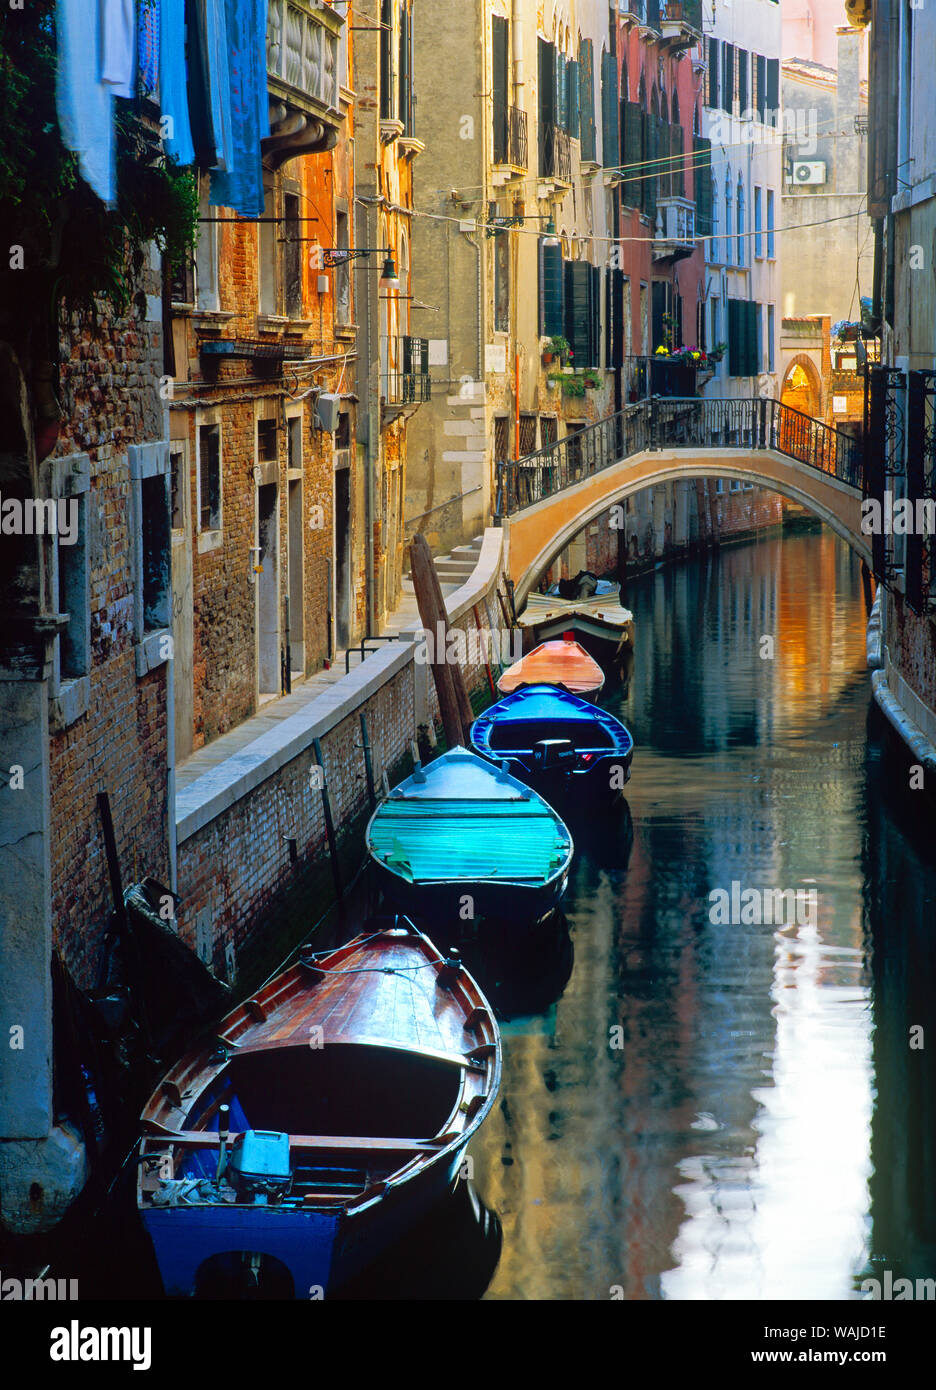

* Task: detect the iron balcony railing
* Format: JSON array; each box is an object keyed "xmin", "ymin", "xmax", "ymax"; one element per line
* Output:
[
  {"xmin": 540, "ymin": 123, "xmax": 572, "ymax": 182},
  {"xmin": 495, "ymin": 396, "xmax": 863, "ymax": 517},
  {"xmin": 494, "ymin": 104, "xmax": 529, "ymax": 169},
  {"xmin": 381, "ymin": 336, "xmax": 431, "ymax": 406}
]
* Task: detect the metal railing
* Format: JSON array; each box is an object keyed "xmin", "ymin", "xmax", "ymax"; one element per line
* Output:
[
  {"xmin": 494, "ymin": 105, "xmax": 529, "ymax": 169},
  {"xmin": 540, "ymin": 123, "xmax": 572, "ymax": 182},
  {"xmin": 662, "ymin": 0, "xmax": 702, "ymax": 33},
  {"xmin": 381, "ymin": 336, "xmax": 431, "ymax": 406},
  {"xmin": 494, "ymin": 396, "xmax": 863, "ymax": 517}
]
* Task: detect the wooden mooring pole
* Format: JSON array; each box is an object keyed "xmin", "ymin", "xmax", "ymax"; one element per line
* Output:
[{"xmin": 409, "ymin": 534, "xmax": 473, "ymax": 747}]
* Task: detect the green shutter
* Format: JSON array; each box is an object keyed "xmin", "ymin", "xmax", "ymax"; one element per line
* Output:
[
  {"xmin": 745, "ymin": 302, "xmax": 759, "ymax": 377},
  {"xmin": 557, "ymin": 54, "xmax": 568, "ymax": 131},
  {"xmin": 568, "ymin": 59, "xmax": 580, "ymax": 140},
  {"xmin": 601, "ymin": 51, "xmax": 620, "ymax": 169},
  {"xmin": 707, "ymin": 38, "xmax": 719, "ymax": 109},
  {"xmin": 590, "ymin": 262, "xmax": 601, "ymax": 367},
  {"xmin": 670, "ymin": 123, "xmax": 685, "ymax": 198},
  {"xmin": 540, "ymin": 241, "xmax": 564, "ymax": 337},
  {"xmin": 766, "ymin": 58, "xmax": 779, "ymax": 125},
  {"xmin": 728, "ymin": 298, "xmax": 741, "ymax": 377},
  {"xmin": 608, "ymin": 268, "xmax": 625, "ymax": 369},
  {"xmin": 694, "ymin": 136, "xmax": 712, "ymax": 235},
  {"xmin": 564, "ymin": 260, "xmax": 592, "ymax": 366},
  {"xmin": 622, "ymin": 101, "xmax": 642, "ymax": 208},
  {"xmin": 492, "ymin": 17, "xmax": 508, "ymax": 163},
  {"xmin": 579, "ymin": 40, "xmax": 596, "ymax": 162}
]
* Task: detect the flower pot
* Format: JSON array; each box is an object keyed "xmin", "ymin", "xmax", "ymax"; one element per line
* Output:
[{"xmin": 542, "ymin": 351, "xmax": 554, "ymax": 366}]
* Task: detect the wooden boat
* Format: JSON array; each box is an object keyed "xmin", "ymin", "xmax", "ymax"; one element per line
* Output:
[
  {"xmin": 366, "ymin": 746, "xmax": 572, "ymax": 922},
  {"xmin": 517, "ymin": 583, "xmax": 635, "ymax": 660},
  {"xmin": 137, "ymin": 917, "xmax": 501, "ymax": 1298},
  {"xmin": 497, "ymin": 637, "xmax": 604, "ymax": 698},
  {"xmin": 470, "ymin": 683, "xmax": 634, "ymax": 796}
]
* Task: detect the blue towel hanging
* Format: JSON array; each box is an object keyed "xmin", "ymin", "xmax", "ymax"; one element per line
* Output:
[{"xmin": 210, "ymin": 0, "xmax": 270, "ymax": 218}]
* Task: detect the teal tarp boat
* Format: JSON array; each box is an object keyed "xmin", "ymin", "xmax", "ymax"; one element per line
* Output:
[{"xmin": 366, "ymin": 747, "xmax": 572, "ymax": 922}]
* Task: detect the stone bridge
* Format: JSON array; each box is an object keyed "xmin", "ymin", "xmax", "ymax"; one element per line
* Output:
[{"xmin": 495, "ymin": 397, "xmax": 867, "ymax": 604}]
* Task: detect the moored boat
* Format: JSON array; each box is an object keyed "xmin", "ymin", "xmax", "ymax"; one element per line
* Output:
[
  {"xmin": 517, "ymin": 583, "xmax": 635, "ymax": 660},
  {"xmin": 137, "ymin": 918, "xmax": 501, "ymax": 1298},
  {"xmin": 470, "ymin": 683, "xmax": 634, "ymax": 796},
  {"xmin": 365, "ymin": 746, "xmax": 572, "ymax": 922},
  {"xmin": 497, "ymin": 637, "xmax": 604, "ymax": 698}
]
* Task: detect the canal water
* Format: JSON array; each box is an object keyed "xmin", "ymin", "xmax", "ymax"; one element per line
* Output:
[
  {"xmin": 29, "ymin": 521, "xmax": 934, "ymax": 1303},
  {"xmin": 467, "ymin": 521, "xmax": 936, "ymax": 1301}
]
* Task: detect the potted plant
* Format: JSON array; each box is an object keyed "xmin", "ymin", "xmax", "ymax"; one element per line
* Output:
[
  {"xmin": 582, "ymin": 369, "xmax": 602, "ymax": 389},
  {"xmin": 708, "ymin": 342, "xmax": 727, "ymax": 362},
  {"xmin": 542, "ymin": 334, "xmax": 571, "ymax": 367}
]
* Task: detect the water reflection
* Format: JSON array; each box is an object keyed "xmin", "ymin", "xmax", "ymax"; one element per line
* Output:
[{"xmin": 471, "ymin": 524, "xmax": 934, "ymax": 1300}]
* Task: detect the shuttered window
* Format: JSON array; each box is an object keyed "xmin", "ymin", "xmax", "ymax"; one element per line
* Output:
[
  {"xmin": 622, "ymin": 101, "xmax": 643, "ymax": 207},
  {"xmin": 557, "ymin": 53, "xmax": 569, "ymax": 132},
  {"xmin": 601, "ymin": 50, "xmax": 620, "ymax": 169},
  {"xmin": 765, "ymin": 59, "xmax": 779, "ymax": 126},
  {"xmin": 538, "ymin": 39, "xmax": 556, "ymax": 128},
  {"xmin": 727, "ymin": 300, "xmax": 759, "ymax": 377},
  {"xmin": 606, "ymin": 268, "xmax": 625, "ymax": 369},
  {"xmin": 568, "ymin": 59, "xmax": 580, "ymax": 140},
  {"xmin": 737, "ymin": 48, "xmax": 749, "ymax": 114},
  {"xmin": 707, "ymin": 37, "xmax": 719, "ymax": 109},
  {"xmin": 579, "ymin": 40, "xmax": 596, "ymax": 161},
  {"xmin": 492, "ymin": 17, "xmax": 509, "ymax": 164},
  {"xmin": 564, "ymin": 260, "xmax": 598, "ymax": 368},
  {"xmin": 539, "ymin": 239, "xmax": 564, "ymax": 337},
  {"xmin": 754, "ymin": 55, "xmax": 767, "ymax": 122},
  {"xmin": 694, "ymin": 136, "xmax": 713, "ymax": 235},
  {"xmin": 670, "ymin": 124, "xmax": 685, "ymax": 198},
  {"xmin": 722, "ymin": 43, "xmax": 734, "ymax": 114}
]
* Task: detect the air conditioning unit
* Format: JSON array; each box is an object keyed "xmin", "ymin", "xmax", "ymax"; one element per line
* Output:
[
  {"xmin": 788, "ymin": 161, "xmax": 827, "ymax": 186},
  {"xmin": 315, "ymin": 393, "xmax": 341, "ymax": 433}
]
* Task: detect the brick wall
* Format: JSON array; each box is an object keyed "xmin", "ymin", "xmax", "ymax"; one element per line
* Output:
[{"xmin": 48, "ymin": 286, "xmax": 170, "ymax": 991}]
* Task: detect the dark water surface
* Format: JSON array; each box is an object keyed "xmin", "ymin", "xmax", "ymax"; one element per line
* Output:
[{"xmin": 470, "ymin": 524, "xmax": 936, "ymax": 1301}]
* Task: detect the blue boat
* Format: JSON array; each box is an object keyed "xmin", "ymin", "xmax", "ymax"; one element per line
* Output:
[
  {"xmin": 470, "ymin": 683, "xmax": 634, "ymax": 795},
  {"xmin": 137, "ymin": 919, "xmax": 501, "ymax": 1298},
  {"xmin": 365, "ymin": 746, "xmax": 573, "ymax": 922}
]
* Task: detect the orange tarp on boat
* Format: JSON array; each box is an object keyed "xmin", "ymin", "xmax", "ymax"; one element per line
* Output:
[{"xmin": 497, "ymin": 639, "xmax": 605, "ymax": 696}]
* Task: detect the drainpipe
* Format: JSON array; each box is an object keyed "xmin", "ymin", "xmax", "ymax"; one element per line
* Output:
[
  {"xmin": 357, "ymin": 195, "xmax": 378, "ymax": 635},
  {"xmin": 511, "ymin": 0, "xmax": 523, "ymax": 94}
]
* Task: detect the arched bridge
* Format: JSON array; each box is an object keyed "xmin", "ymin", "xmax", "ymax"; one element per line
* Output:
[{"xmin": 495, "ymin": 397, "xmax": 867, "ymax": 604}]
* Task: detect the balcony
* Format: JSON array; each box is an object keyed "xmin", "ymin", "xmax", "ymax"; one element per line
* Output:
[
  {"xmin": 659, "ymin": 0, "xmax": 703, "ymax": 51},
  {"xmin": 264, "ymin": 0, "xmax": 344, "ymax": 168},
  {"xmin": 652, "ymin": 197, "xmax": 697, "ymax": 263},
  {"xmin": 627, "ymin": 354, "xmax": 701, "ymax": 401},
  {"xmin": 539, "ymin": 124, "xmax": 572, "ymax": 186},
  {"xmin": 381, "ymin": 336, "xmax": 431, "ymax": 423},
  {"xmin": 493, "ymin": 105, "xmax": 529, "ymax": 178}
]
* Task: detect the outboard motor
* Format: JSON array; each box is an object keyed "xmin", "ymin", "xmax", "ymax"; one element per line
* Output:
[
  {"xmin": 532, "ymin": 739, "xmax": 577, "ymax": 771},
  {"xmin": 228, "ymin": 1130, "xmax": 291, "ymax": 1205}
]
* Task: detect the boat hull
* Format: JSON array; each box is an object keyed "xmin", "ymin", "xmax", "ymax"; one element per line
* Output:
[
  {"xmin": 371, "ymin": 858, "xmax": 570, "ymax": 924},
  {"xmin": 143, "ymin": 1145, "xmax": 468, "ymax": 1298}
]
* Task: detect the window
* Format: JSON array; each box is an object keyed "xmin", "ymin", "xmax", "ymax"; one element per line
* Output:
[
  {"xmin": 58, "ymin": 493, "xmax": 88, "ymax": 681},
  {"xmin": 695, "ymin": 136, "xmax": 713, "ymax": 236},
  {"xmin": 579, "ymin": 39, "xmax": 596, "ymax": 161},
  {"xmin": 380, "ymin": 0, "xmax": 392, "ymax": 119},
  {"xmin": 284, "ymin": 191, "xmax": 302, "ymax": 318},
  {"xmin": 601, "ymin": 49, "xmax": 620, "ymax": 169},
  {"xmin": 564, "ymin": 259, "xmax": 601, "ymax": 367},
  {"xmin": 519, "ymin": 413, "xmax": 537, "ymax": 456},
  {"xmin": 737, "ymin": 49, "xmax": 748, "ymax": 114},
  {"xmin": 492, "ymin": 16, "xmax": 509, "ymax": 163},
  {"xmin": 141, "ymin": 475, "xmax": 170, "ymax": 634},
  {"xmin": 722, "ymin": 42, "xmax": 734, "ymax": 114},
  {"xmin": 257, "ymin": 418, "xmax": 277, "ymax": 463},
  {"xmin": 754, "ymin": 186, "xmax": 763, "ymax": 257},
  {"xmin": 539, "ymin": 237, "xmax": 564, "ymax": 336},
  {"xmin": 129, "ymin": 442, "xmax": 171, "ymax": 676},
  {"xmin": 727, "ymin": 299, "xmax": 759, "ymax": 377},
  {"xmin": 335, "ymin": 210, "xmax": 351, "ymax": 325},
  {"xmin": 754, "ymin": 54, "xmax": 767, "ymax": 123},
  {"xmin": 170, "ymin": 443, "xmax": 186, "ymax": 531},
  {"xmin": 198, "ymin": 424, "xmax": 221, "ymax": 532},
  {"xmin": 711, "ymin": 298, "xmax": 721, "ymax": 357},
  {"xmin": 398, "ymin": 1, "xmax": 413, "ymax": 136},
  {"xmin": 540, "ymin": 415, "xmax": 558, "ymax": 448},
  {"xmin": 259, "ymin": 178, "xmax": 277, "ymax": 315},
  {"xmin": 765, "ymin": 59, "xmax": 779, "ymax": 128},
  {"xmin": 195, "ymin": 178, "xmax": 219, "ymax": 311},
  {"xmin": 737, "ymin": 179, "xmax": 745, "ymax": 266},
  {"xmin": 707, "ymin": 37, "xmax": 719, "ymax": 109},
  {"xmin": 767, "ymin": 303, "xmax": 775, "ymax": 373},
  {"xmin": 494, "ymin": 416, "xmax": 510, "ymax": 463},
  {"xmin": 494, "ymin": 228, "xmax": 510, "ymax": 333},
  {"xmin": 766, "ymin": 189, "xmax": 775, "ymax": 258},
  {"xmin": 725, "ymin": 179, "xmax": 733, "ymax": 265}
]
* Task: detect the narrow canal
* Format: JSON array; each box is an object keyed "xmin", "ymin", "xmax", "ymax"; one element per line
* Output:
[{"xmin": 467, "ymin": 520, "xmax": 936, "ymax": 1301}]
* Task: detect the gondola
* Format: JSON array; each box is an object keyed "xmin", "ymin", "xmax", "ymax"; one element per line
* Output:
[
  {"xmin": 365, "ymin": 746, "xmax": 572, "ymax": 922},
  {"xmin": 137, "ymin": 918, "xmax": 501, "ymax": 1299}
]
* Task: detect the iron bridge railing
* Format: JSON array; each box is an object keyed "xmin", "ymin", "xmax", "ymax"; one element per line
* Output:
[{"xmin": 494, "ymin": 396, "xmax": 863, "ymax": 517}]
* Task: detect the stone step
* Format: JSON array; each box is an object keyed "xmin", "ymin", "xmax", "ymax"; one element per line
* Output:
[{"xmin": 433, "ymin": 560, "xmax": 478, "ymax": 580}]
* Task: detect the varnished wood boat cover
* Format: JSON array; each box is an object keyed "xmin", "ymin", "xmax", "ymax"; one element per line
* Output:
[
  {"xmin": 517, "ymin": 589, "xmax": 635, "ymax": 632},
  {"xmin": 497, "ymin": 638, "xmax": 604, "ymax": 695}
]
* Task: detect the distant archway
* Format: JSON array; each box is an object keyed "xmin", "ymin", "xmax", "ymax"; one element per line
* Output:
[{"xmin": 781, "ymin": 354, "xmax": 823, "ymax": 421}]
